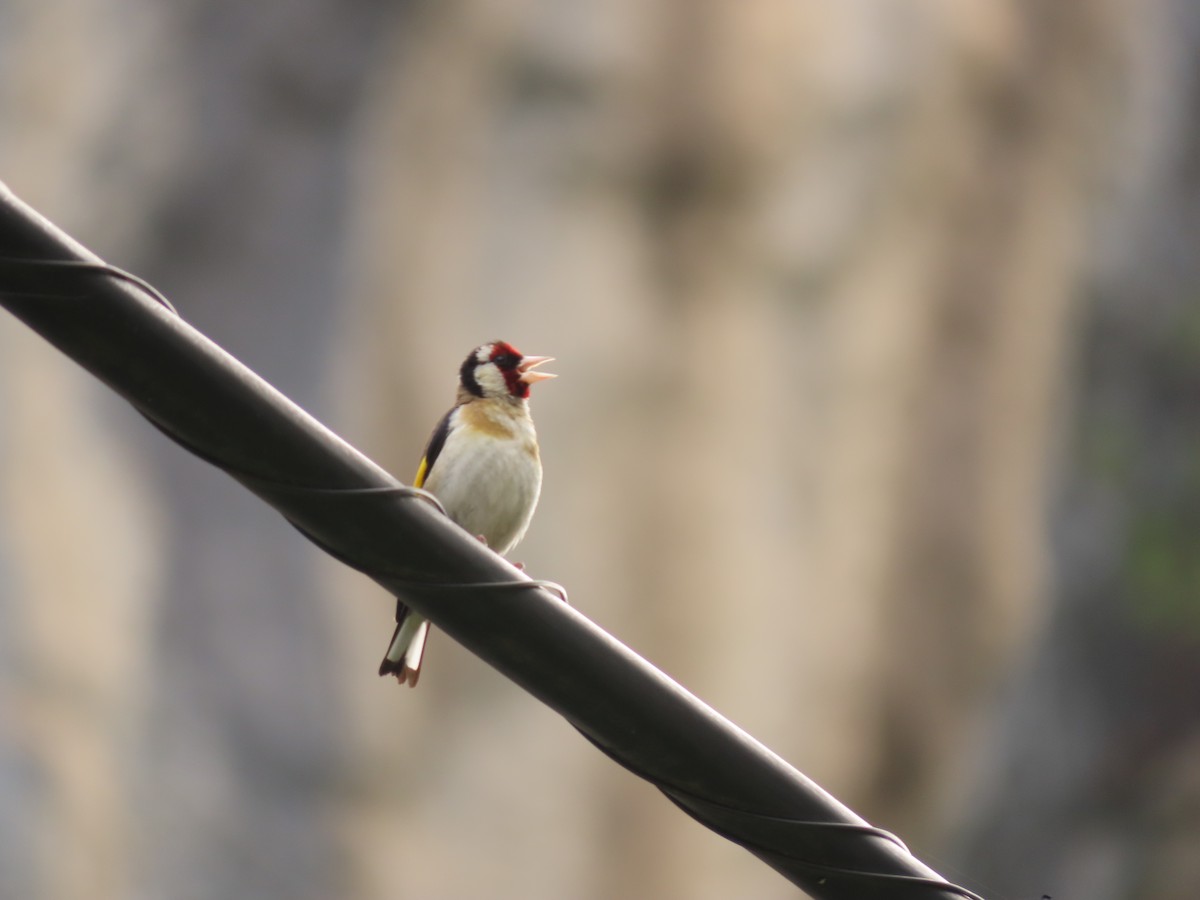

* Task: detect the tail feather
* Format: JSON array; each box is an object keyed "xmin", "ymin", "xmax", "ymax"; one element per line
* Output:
[{"xmin": 379, "ymin": 605, "xmax": 430, "ymax": 687}]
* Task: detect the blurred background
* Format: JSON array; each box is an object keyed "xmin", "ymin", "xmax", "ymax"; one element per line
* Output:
[{"xmin": 1, "ymin": 1, "xmax": 1199, "ymax": 898}]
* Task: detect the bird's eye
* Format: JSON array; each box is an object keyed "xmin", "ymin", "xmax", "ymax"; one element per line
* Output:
[{"xmin": 493, "ymin": 353, "xmax": 518, "ymax": 369}]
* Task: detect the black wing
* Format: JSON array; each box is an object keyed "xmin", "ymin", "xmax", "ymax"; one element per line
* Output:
[{"xmin": 414, "ymin": 406, "xmax": 455, "ymax": 488}]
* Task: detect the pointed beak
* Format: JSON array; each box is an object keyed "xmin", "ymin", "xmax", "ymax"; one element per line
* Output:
[{"xmin": 517, "ymin": 355, "xmax": 557, "ymax": 385}]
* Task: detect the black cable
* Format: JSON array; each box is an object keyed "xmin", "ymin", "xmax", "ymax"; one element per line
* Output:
[{"xmin": 0, "ymin": 181, "xmax": 987, "ymax": 900}]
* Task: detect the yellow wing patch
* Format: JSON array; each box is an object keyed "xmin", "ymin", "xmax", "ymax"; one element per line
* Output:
[{"xmin": 414, "ymin": 456, "xmax": 430, "ymax": 489}]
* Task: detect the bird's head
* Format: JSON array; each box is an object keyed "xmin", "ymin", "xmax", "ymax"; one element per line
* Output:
[{"xmin": 460, "ymin": 341, "xmax": 556, "ymax": 402}]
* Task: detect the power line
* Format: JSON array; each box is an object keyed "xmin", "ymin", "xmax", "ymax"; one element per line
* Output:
[{"xmin": 0, "ymin": 180, "xmax": 984, "ymax": 900}]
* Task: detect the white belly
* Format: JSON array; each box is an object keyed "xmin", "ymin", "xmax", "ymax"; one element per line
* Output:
[{"xmin": 423, "ymin": 424, "xmax": 542, "ymax": 555}]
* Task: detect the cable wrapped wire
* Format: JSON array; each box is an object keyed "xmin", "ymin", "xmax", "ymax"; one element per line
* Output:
[{"xmin": 0, "ymin": 180, "xmax": 987, "ymax": 900}]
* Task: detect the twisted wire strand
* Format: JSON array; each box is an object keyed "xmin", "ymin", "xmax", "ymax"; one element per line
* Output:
[
  {"xmin": 1, "ymin": 256, "xmax": 572, "ymax": 604},
  {"xmin": 150, "ymin": 425, "xmax": 570, "ymax": 603},
  {"xmin": 140, "ymin": 382, "xmax": 570, "ymax": 603},
  {"xmin": 577, "ymin": 728, "xmax": 987, "ymax": 900},
  {"xmin": 1, "ymin": 257, "xmax": 179, "ymax": 313}
]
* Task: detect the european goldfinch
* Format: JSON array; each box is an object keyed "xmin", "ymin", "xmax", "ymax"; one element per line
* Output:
[{"xmin": 379, "ymin": 340, "xmax": 556, "ymax": 687}]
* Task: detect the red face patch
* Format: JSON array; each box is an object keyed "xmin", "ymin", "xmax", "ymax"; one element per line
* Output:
[{"xmin": 488, "ymin": 341, "xmax": 527, "ymax": 398}]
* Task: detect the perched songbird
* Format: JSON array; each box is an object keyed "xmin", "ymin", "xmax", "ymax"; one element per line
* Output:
[{"xmin": 379, "ymin": 340, "xmax": 556, "ymax": 686}]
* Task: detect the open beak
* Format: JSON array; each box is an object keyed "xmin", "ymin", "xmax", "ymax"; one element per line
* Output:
[{"xmin": 517, "ymin": 355, "xmax": 557, "ymax": 385}]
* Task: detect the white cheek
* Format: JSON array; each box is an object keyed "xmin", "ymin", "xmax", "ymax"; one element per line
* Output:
[{"xmin": 475, "ymin": 363, "xmax": 507, "ymax": 396}]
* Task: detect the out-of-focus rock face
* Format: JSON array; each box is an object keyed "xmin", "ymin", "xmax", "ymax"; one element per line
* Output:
[{"xmin": 1, "ymin": 2, "xmax": 1196, "ymax": 899}]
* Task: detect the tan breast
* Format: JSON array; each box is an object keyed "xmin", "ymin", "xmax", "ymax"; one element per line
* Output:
[{"xmin": 458, "ymin": 398, "xmax": 519, "ymax": 439}]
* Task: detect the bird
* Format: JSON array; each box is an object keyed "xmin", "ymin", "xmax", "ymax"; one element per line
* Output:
[{"xmin": 379, "ymin": 340, "xmax": 556, "ymax": 687}]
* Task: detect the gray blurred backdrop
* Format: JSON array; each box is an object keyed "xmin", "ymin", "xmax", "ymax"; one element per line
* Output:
[{"xmin": 2, "ymin": 2, "xmax": 1199, "ymax": 899}]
